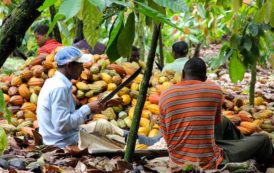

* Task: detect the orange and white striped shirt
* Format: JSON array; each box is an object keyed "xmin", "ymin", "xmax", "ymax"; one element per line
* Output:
[{"xmin": 159, "ymin": 80, "xmax": 223, "ymax": 169}]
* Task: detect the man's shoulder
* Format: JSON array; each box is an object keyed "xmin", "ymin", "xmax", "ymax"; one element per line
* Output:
[{"xmin": 43, "ymin": 77, "xmax": 68, "ymax": 92}]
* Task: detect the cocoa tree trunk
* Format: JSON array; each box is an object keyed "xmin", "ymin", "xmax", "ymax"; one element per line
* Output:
[
  {"xmin": 124, "ymin": 24, "xmax": 161, "ymax": 163},
  {"xmin": 75, "ymin": 18, "xmax": 84, "ymax": 42},
  {"xmin": 49, "ymin": 5, "xmax": 62, "ymax": 43},
  {"xmin": 249, "ymin": 61, "xmax": 257, "ymax": 106},
  {"xmin": 0, "ymin": 0, "xmax": 44, "ymax": 67}
]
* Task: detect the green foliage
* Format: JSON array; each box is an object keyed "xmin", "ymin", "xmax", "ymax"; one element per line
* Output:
[
  {"xmin": 59, "ymin": 0, "xmax": 83, "ymax": 19},
  {"xmin": 0, "ymin": 90, "xmax": 12, "ymax": 124},
  {"xmin": 106, "ymin": 12, "xmax": 124, "ymax": 61},
  {"xmin": 82, "ymin": 0, "xmax": 103, "ymax": 47},
  {"xmin": 135, "ymin": 1, "xmax": 182, "ymax": 31},
  {"xmin": 0, "ymin": 127, "xmax": 8, "ymax": 155},
  {"xmin": 153, "ymin": 0, "xmax": 188, "ymax": 13},
  {"xmin": 38, "ymin": 0, "xmax": 56, "ymax": 12},
  {"xmin": 229, "ymin": 51, "xmax": 246, "ymax": 83},
  {"xmin": 117, "ymin": 12, "xmax": 135, "ymax": 58},
  {"xmin": 232, "ymin": 0, "xmax": 242, "ymax": 12}
]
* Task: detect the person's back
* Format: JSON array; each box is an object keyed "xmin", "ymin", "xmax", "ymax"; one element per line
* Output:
[
  {"xmin": 159, "ymin": 80, "xmax": 223, "ymax": 169},
  {"xmin": 159, "ymin": 57, "xmax": 224, "ymax": 169},
  {"xmin": 163, "ymin": 41, "xmax": 188, "ymax": 74}
]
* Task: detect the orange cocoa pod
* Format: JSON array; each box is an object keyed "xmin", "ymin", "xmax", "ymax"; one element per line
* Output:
[
  {"xmin": 11, "ymin": 76, "xmax": 22, "ymax": 86},
  {"xmin": 42, "ymin": 60, "xmax": 54, "ymax": 70},
  {"xmin": 30, "ymin": 57, "xmax": 45, "ymax": 66},
  {"xmin": 31, "ymin": 65, "xmax": 45, "ymax": 77},
  {"xmin": 18, "ymin": 84, "xmax": 31, "ymax": 100},
  {"xmin": 238, "ymin": 111, "xmax": 253, "ymax": 122},
  {"xmin": 3, "ymin": 94, "xmax": 10, "ymax": 103},
  {"xmin": 21, "ymin": 102, "xmax": 36, "ymax": 112},
  {"xmin": 9, "ymin": 95, "xmax": 24, "ymax": 106},
  {"xmin": 28, "ymin": 77, "xmax": 44, "ymax": 87},
  {"xmin": 20, "ymin": 69, "xmax": 33, "ymax": 80}
]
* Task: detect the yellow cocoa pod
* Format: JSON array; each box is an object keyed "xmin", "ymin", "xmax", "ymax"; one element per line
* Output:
[
  {"xmin": 93, "ymin": 114, "xmax": 108, "ymax": 121},
  {"xmin": 107, "ymin": 83, "xmax": 117, "ymax": 91},
  {"xmin": 147, "ymin": 104, "xmax": 160, "ymax": 115},
  {"xmin": 118, "ymin": 87, "xmax": 130, "ymax": 96},
  {"xmin": 131, "ymin": 83, "xmax": 139, "ymax": 91},
  {"xmin": 134, "ymin": 74, "xmax": 143, "ymax": 84},
  {"xmin": 142, "ymin": 110, "xmax": 152, "ymax": 119},
  {"xmin": 254, "ymin": 97, "xmax": 264, "ymax": 106},
  {"xmin": 76, "ymin": 82, "xmax": 89, "ymax": 91},
  {"xmin": 135, "ymin": 144, "xmax": 148, "ymax": 150},
  {"xmin": 140, "ymin": 117, "xmax": 150, "ymax": 127},
  {"xmin": 121, "ymin": 94, "xmax": 131, "ymax": 105},
  {"xmin": 101, "ymin": 73, "xmax": 112, "ymax": 83},
  {"xmin": 138, "ymin": 126, "xmax": 150, "ymax": 136},
  {"xmin": 48, "ymin": 69, "xmax": 56, "ymax": 78},
  {"xmin": 148, "ymin": 128, "xmax": 159, "ymax": 137}
]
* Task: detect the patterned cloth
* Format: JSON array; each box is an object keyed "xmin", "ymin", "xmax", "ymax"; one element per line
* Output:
[
  {"xmin": 159, "ymin": 80, "xmax": 224, "ymax": 169},
  {"xmin": 37, "ymin": 39, "xmax": 62, "ymax": 55}
]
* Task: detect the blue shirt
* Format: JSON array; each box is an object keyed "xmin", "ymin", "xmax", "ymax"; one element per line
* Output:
[{"xmin": 37, "ymin": 71, "xmax": 91, "ymax": 148}]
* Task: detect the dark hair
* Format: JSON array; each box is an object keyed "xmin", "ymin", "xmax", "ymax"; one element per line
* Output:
[
  {"xmin": 34, "ymin": 25, "xmax": 52, "ymax": 37},
  {"xmin": 172, "ymin": 41, "xmax": 188, "ymax": 57},
  {"xmin": 183, "ymin": 57, "xmax": 206, "ymax": 80}
]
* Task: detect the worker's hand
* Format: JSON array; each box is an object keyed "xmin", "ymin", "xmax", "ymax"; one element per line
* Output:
[
  {"xmin": 103, "ymin": 98, "xmax": 123, "ymax": 108},
  {"xmin": 88, "ymin": 100, "xmax": 104, "ymax": 114}
]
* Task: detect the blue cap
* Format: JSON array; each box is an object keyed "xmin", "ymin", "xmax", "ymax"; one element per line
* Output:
[{"xmin": 55, "ymin": 46, "xmax": 92, "ymax": 65}]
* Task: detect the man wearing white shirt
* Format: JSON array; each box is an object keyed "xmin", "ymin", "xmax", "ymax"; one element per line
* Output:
[
  {"xmin": 37, "ymin": 46, "xmax": 103, "ymax": 148},
  {"xmin": 163, "ymin": 41, "xmax": 189, "ymax": 74}
]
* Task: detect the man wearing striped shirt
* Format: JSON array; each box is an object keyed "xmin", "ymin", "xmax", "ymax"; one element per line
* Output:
[{"xmin": 159, "ymin": 57, "xmax": 273, "ymax": 169}]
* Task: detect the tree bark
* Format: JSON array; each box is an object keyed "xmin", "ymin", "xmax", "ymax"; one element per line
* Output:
[
  {"xmin": 124, "ymin": 24, "xmax": 161, "ymax": 163},
  {"xmin": 49, "ymin": 5, "xmax": 62, "ymax": 43},
  {"xmin": 0, "ymin": 0, "xmax": 44, "ymax": 67},
  {"xmin": 158, "ymin": 24, "xmax": 164, "ymax": 68},
  {"xmin": 75, "ymin": 18, "xmax": 84, "ymax": 42},
  {"xmin": 249, "ymin": 61, "xmax": 257, "ymax": 106}
]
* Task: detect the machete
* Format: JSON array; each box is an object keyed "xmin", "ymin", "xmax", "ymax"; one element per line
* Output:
[{"xmin": 100, "ymin": 67, "xmax": 142, "ymax": 104}]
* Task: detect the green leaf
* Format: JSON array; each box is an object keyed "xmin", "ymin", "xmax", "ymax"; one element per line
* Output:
[
  {"xmin": 197, "ymin": 5, "xmax": 206, "ymax": 18},
  {"xmin": 107, "ymin": 12, "xmax": 124, "ymax": 50},
  {"xmin": 88, "ymin": 0, "xmax": 111, "ymax": 11},
  {"xmin": 0, "ymin": 90, "xmax": 4, "ymax": 113},
  {"xmin": 210, "ymin": 45, "xmax": 232, "ymax": 69},
  {"xmin": 232, "ymin": 0, "xmax": 242, "ymax": 12},
  {"xmin": 47, "ymin": 14, "xmax": 64, "ymax": 38},
  {"xmin": 243, "ymin": 36, "xmax": 252, "ymax": 51},
  {"xmin": 148, "ymin": 0, "xmax": 165, "ymax": 15},
  {"xmin": 248, "ymin": 24, "xmax": 258, "ymax": 37},
  {"xmin": 135, "ymin": 1, "xmax": 182, "ymax": 31},
  {"xmin": 153, "ymin": 0, "xmax": 188, "ymax": 12},
  {"xmin": 229, "ymin": 51, "xmax": 246, "ymax": 83},
  {"xmin": 59, "ymin": 0, "xmax": 83, "ymax": 19},
  {"xmin": 82, "ymin": 0, "xmax": 103, "ymax": 47},
  {"xmin": 0, "ymin": 90, "xmax": 11, "ymax": 124},
  {"xmin": 117, "ymin": 13, "xmax": 135, "ymax": 58},
  {"xmin": 254, "ymin": 4, "xmax": 265, "ymax": 23},
  {"xmin": 0, "ymin": 127, "xmax": 8, "ymax": 155},
  {"xmin": 264, "ymin": 0, "xmax": 272, "ymax": 23},
  {"xmin": 106, "ymin": 13, "xmax": 124, "ymax": 61},
  {"xmin": 188, "ymin": 35, "xmax": 199, "ymax": 43},
  {"xmin": 38, "ymin": 0, "xmax": 55, "ymax": 12}
]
